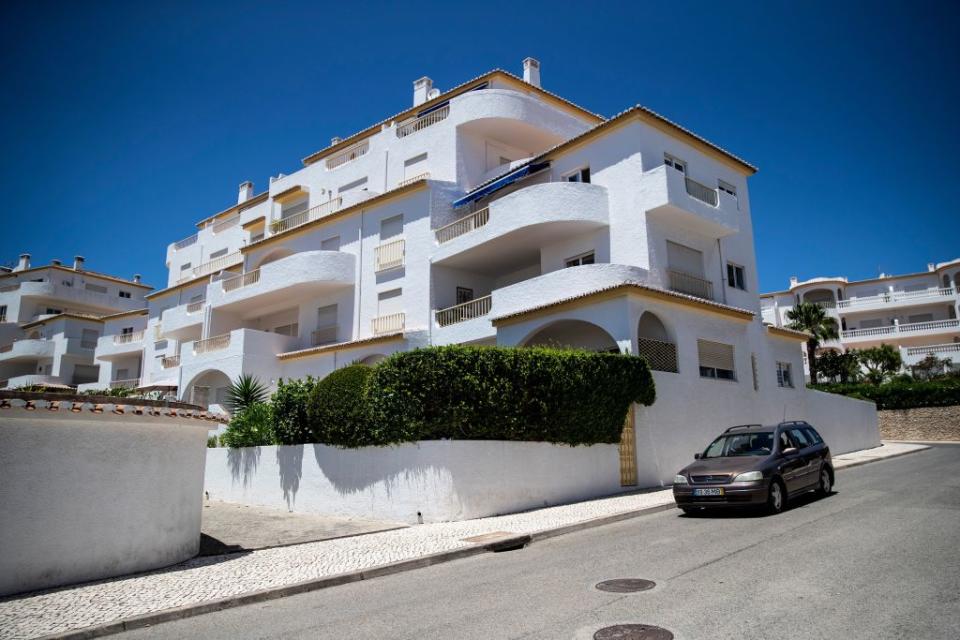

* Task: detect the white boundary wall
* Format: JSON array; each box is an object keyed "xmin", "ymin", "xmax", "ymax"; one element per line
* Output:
[
  {"xmin": 205, "ymin": 441, "xmax": 624, "ymax": 524},
  {"xmin": 0, "ymin": 409, "xmax": 211, "ymax": 596}
]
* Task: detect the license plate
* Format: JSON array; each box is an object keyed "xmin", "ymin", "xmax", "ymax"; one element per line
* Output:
[{"xmin": 693, "ymin": 488, "xmax": 724, "ymax": 496}]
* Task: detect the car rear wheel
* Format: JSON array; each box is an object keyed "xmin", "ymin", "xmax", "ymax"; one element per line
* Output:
[
  {"xmin": 766, "ymin": 479, "xmax": 786, "ymax": 514},
  {"xmin": 817, "ymin": 467, "xmax": 832, "ymax": 496}
]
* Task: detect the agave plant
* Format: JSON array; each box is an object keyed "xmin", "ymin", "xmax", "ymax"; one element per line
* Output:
[{"xmin": 224, "ymin": 374, "xmax": 269, "ymax": 414}]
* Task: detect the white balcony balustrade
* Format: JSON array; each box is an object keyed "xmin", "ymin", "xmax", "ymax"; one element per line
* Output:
[
  {"xmin": 177, "ymin": 251, "xmax": 242, "ymax": 283},
  {"xmin": 396, "ymin": 105, "xmax": 449, "ymax": 138},
  {"xmin": 372, "ymin": 312, "xmax": 405, "ymax": 336},
  {"xmin": 211, "ymin": 214, "xmax": 240, "ymax": 233},
  {"xmin": 0, "ymin": 338, "xmax": 55, "ymax": 361},
  {"xmin": 842, "ymin": 318, "xmax": 960, "ymax": 341},
  {"xmin": 221, "ymin": 270, "xmax": 261, "ymax": 293},
  {"xmin": 836, "ymin": 287, "xmax": 956, "ymax": 312},
  {"xmin": 684, "ymin": 177, "xmax": 719, "ymax": 207},
  {"xmin": 161, "ymin": 355, "xmax": 181, "ymax": 369},
  {"xmin": 173, "ymin": 234, "xmax": 198, "ymax": 251},
  {"xmin": 325, "ymin": 141, "xmax": 369, "ymax": 170},
  {"xmin": 192, "ymin": 334, "xmax": 231, "ymax": 354},
  {"xmin": 435, "ymin": 296, "xmax": 492, "ymax": 327},
  {"xmin": 375, "ymin": 239, "xmax": 405, "ymax": 272},
  {"xmin": 435, "ymin": 208, "xmax": 490, "ymax": 244},
  {"xmin": 109, "ymin": 378, "xmax": 140, "ymax": 390},
  {"xmin": 398, "ymin": 172, "xmax": 430, "ymax": 188},
  {"xmin": 186, "ymin": 299, "xmax": 205, "ymax": 313},
  {"xmin": 667, "ymin": 269, "xmax": 714, "ymax": 301},
  {"xmin": 270, "ymin": 198, "xmax": 343, "ymax": 235},
  {"xmin": 113, "ymin": 330, "xmax": 145, "ymax": 345}
]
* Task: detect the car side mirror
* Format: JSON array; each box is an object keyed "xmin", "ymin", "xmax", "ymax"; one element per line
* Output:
[
  {"xmin": 781, "ymin": 447, "xmax": 798, "ymax": 457},
  {"xmin": 694, "ymin": 452, "xmax": 702, "ymax": 460}
]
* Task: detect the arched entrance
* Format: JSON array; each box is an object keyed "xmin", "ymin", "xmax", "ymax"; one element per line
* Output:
[
  {"xmin": 183, "ymin": 370, "xmax": 232, "ymax": 412},
  {"xmin": 636, "ymin": 311, "xmax": 678, "ymax": 372},
  {"xmin": 521, "ymin": 320, "xmax": 620, "ymax": 353},
  {"xmin": 802, "ymin": 288, "xmax": 836, "ymax": 308}
]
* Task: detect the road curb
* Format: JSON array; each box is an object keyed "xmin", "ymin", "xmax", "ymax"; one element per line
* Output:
[{"xmin": 37, "ymin": 445, "xmax": 925, "ymax": 640}]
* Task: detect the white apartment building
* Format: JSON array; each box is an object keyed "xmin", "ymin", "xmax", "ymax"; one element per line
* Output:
[
  {"xmin": 0, "ymin": 255, "xmax": 151, "ymax": 389},
  {"xmin": 83, "ymin": 58, "xmax": 881, "ymax": 483},
  {"xmin": 761, "ymin": 259, "xmax": 960, "ymax": 375}
]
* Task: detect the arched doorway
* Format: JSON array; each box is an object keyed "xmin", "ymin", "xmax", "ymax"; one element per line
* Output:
[
  {"xmin": 802, "ymin": 288, "xmax": 836, "ymax": 308},
  {"xmin": 183, "ymin": 370, "xmax": 232, "ymax": 412},
  {"xmin": 636, "ymin": 311, "xmax": 678, "ymax": 372},
  {"xmin": 521, "ymin": 320, "xmax": 620, "ymax": 353}
]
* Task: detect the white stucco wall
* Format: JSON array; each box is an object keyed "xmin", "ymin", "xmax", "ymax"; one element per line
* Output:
[
  {"xmin": 205, "ymin": 440, "xmax": 624, "ymax": 524},
  {"xmin": 0, "ymin": 408, "xmax": 211, "ymax": 596}
]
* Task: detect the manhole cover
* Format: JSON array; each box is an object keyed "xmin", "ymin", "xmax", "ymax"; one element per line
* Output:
[
  {"xmin": 594, "ymin": 624, "xmax": 673, "ymax": 640},
  {"xmin": 595, "ymin": 579, "xmax": 656, "ymax": 593}
]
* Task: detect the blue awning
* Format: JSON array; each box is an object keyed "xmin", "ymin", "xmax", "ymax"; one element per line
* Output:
[{"xmin": 452, "ymin": 161, "xmax": 550, "ymax": 208}]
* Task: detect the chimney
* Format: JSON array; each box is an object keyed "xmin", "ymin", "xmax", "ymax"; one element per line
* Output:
[
  {"xmin": 51, "ymin": 259, "xmax": 62, "ymax": 267},
  {"xmin": 789, "ymin": 276, "xmax": 798, "ymax": 286},
  {"xmin": 73, "ymin": 256, "xmax": 85, "ymax": 271},
  {"xmin": 133, "ymin": 274, "xmax": 141, "ymax": 284},
  {"xmin": 15, "ymin": 253, "xmax": 30, "ymax": 272},
  {"xmin": 927, "ymin": 263, "xmax": 935, "ymax": 272},
  {"xmin": 523, "ymin": 57, "xmax": 541, "ymax": 88},
  {"xmin": 238, "ymin": 181, "xmax": 254, "ymax": 204},
  {"xmin": 331, "ymin": 136, "xmax": 341, "ymax": 146},
  {"xmin": 413, "ymin": 76, "xmax": 433, "ymax": 107}
]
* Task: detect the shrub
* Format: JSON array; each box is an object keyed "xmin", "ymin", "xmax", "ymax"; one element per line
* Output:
[
  {"xmin": 365, "ymin": 346, "xmax": 656, "ymax": 446},
  {"xmin": 811, "ymin": 377, "xmax": 960, "ymax": 410},
  {"xmin": 224, "ymin": 374, "xmax": 269, "ymax": 414},
  {"xmin": 207, "ymin": 435, "xmax": 219, "ymax": 448},
  {"xmin": 220, "ymin": 402, "xmax": 275, "ymax": 448},
  {"xmin": 307, "ymin": 365, "xmax": 375, "ymax": 447},
  {"xmin": 271, "ymin": 377, "xmax": 317, "ymax": 444}
]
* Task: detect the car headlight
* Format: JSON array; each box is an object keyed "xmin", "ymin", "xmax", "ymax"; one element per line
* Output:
[
  {"xmin": 673, "ymin": 474, "xmax": 689, "ymax": 485},
  {"xmin": 733, "ymin": 471, "xmax": 763, "ymax": 482}
]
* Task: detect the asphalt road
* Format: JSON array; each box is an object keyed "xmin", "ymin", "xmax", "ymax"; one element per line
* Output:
[{"xmin": 122, "ymin": 445, "xmax": 960, "ymax": 640}]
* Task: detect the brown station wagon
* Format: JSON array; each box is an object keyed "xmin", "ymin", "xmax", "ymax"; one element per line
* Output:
[{"xmin": 673, "ymin": 421, "xmax": 833, "ymax": 515}]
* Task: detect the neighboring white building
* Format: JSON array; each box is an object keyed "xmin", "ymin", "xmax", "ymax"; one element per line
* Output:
[
  {"xmin": 0, "ymin": 255, "xmax": 151, "ymax": 389},
  {"xmin": 85, "ymin": 58, "xmax": 881, "ymax": 480},
  {"xmin": 761, "ymin": 259, "xmax": 960, "ymax": 376}
]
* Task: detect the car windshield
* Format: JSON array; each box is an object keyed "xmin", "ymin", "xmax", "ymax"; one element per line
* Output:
[{"xmin": 703, "ymin": 431, "xmax": 774, "ymax": 458}]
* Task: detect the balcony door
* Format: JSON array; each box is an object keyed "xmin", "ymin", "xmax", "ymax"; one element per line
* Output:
[{"xmin": 666, "ymin": 241, "xmax": 704, "ymax": 278}]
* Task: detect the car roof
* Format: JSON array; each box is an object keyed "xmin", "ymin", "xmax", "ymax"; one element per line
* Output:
[{"xmin": 722, "ymin": 421, "xmax": 811, "ymax": 434}]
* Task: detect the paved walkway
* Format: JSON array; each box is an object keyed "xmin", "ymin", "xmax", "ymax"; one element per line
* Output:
[{"xmin": 0, "ymin": 442, "xmax": 926, "ymax": 640}]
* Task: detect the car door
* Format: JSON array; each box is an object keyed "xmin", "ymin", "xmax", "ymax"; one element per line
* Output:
[
  {"xmin": 776, "ymin": 429, "xmax": 805, "ymax": 493},
  {"xmin": 788, "ymin": 427, "xmax": 817, "ymax": 489}
]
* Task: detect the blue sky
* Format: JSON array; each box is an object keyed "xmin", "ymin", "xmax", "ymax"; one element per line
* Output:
[{"xmin": 1, "ymin": 0, "xmax": 957, "ymax": 292}]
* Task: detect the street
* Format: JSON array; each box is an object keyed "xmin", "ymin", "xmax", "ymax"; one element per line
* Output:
[{"xmin": 122, "ymin": 445, "xmax": 960, "ymax": 640}]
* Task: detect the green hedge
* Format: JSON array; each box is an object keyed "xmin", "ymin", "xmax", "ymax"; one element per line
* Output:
[
  {"xmin": 810, "ymin": 377, "xmax": 960, "ymax": 410},
  {"xmin": 361, "ymin": 346, "xmax": 655, "ymax": 447},
  {"xmin": 307, "ymin": 365, "xmax": 375, "ymax": 447},
  {"xmin": 220, "ymin": 403, "xmax": 276, "ymax": 448},
  {"xmin": 271, "ymin": 377, "xmax": 317, "ymax": 444}
]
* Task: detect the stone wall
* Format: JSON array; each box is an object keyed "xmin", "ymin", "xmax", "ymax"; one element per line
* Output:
[{"xmin": 878, "ymin": 405, "xmax": 960, "ymax": 441}]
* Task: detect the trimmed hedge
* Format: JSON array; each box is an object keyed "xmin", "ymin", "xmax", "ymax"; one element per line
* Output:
[
  {"xmin": 307, "ymin": 365, "xmax": 375, "ymax": 447},
  {"xmin": 271, "ymin": 377, "xmax": 316, "ymax": 444},
  {"xmin": 363, "ymin": 346, "xmax": 655, "ymax": 446},
  {"xmin": 810, "ymin": 377, "xmax": 960, "ymax": 410}
]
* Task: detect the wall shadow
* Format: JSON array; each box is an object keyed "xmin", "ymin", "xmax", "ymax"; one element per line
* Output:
[
  {"xmin": 276, "ymin": 445, "xmax": 304, "ymax": 509},
  {"xmin": 227, "ymin": 447, "xmax": 261, "ymax": 488}
]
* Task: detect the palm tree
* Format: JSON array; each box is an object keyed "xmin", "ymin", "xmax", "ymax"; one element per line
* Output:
[
  {"xmin": 785, "ymin": 302, "xmax": 840, "ymax": 385},
  {"xmin": 224, "ymin": 374, "xmax": 268, "ymax": 415}
]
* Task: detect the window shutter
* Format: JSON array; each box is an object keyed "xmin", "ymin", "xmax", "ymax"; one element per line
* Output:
[
  {"xmin": 698, "ymin": 339, "xmax": 735, "ymax": 371},
  {"xmin": 667, "ymin": 241, "xmax": 704, "ymax": 277}
]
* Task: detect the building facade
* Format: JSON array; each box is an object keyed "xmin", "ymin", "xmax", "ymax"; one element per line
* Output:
[
  {"xmin": 0, "ymin": 255, "xmax": 151, "ymax": 389},
  {"xmin": 761, "ymin": 259, "xmax": 960, "ymax": 376}
]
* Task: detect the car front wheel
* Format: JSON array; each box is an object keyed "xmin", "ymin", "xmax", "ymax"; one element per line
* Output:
[{"xmin": 766, "ymin": 479, "xmax": 786, "ymax": 514}]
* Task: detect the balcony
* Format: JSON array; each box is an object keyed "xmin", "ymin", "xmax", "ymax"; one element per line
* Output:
[
  {"xmin": 435, "ymin": 296, "xmax": 492, "ymax": 327},
  {"xmin": 841, "ymin": 319, "xmax": 960, "ymax": 343},
  {"xmin": 372, "ymin": 312, "xmax": 405, "ymax": 336},
  {"xmin": 177, "ymin": 251, "xmax": 243, "ymax": 284},
  {"xmin": 212, "ymin": 213, "xmax": 240, "ymax": 234},
  {"xmin": 160, "ymin": 355, "xmax": 181, "ymax": 369},
  {"xmin": 209, "ymin": 251, "xmax": 355, "ymax": 312},
  {"xmin": 325, "ymin": 141, "xmax": 369, "ymax": 170},
  {"xmin": 640, "ymin": 164, "xmax": 739, "ymax": 238},
  {"xmin": 396, "ymin": 105, "xmax": 450, "ymax": 138},
  {"xmin": 109, "ymin": 378, "xmax": 141, "ymax": 390},
  {"xmin": 432, "ymin": 182, "xmax": 609, "ymax": 272},
  {"xmin": 1, "ymin": 374, "xmax": 67, "ymax": 389},
  {"xmin": 13, "ymin": 280, "xmax": 143, "ymax": 313},
  {"xmin": 269, "ymin": 197, "xmax": 343, "ymax": 235},
  {"xmin": 902, "ymin": 342, "xmax": 960, "ymax": 367},
  {"xmin": 172, "ymin": 234, "xmax": 198, "ymax": 251},
  {"xmin": 0, "ymin": 338, "xmax": 55, "ymax": 362},
  {"xmin": 836, "ymin": 287, "xmax": 956, "ymax": 313},
  {"xmin": 94, "ymin": 330, "xmax": 145, "ymax": 360},
  {"xmin": 667, "ymin": 269, "xmax": 715, "ymax": 301},
  {"xmin": 375, "ymin": 239, "xmax": 405, "ymax": 272},
  {"xmin": 179, "ymin": 328, "xmax": 299, "ymax": 373},
  {"xmin": 161, "ymin": 300, "xmax": 205, "ymax": 340}
]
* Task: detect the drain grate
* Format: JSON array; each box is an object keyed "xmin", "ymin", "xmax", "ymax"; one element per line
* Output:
[
  {"xmin": 594, "ymin": 624, "xmax": 674, "ymax": 640},
  {"xmin": 595, "ymin": 579, "xmax": 656, "ymax": 593}
]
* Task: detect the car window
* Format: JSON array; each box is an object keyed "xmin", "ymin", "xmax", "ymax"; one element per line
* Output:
[
  {"xmin": 803, "ymin": 426, "xmax": 824, "ymax": 445},
  {"xmin": 703, "ymin": 432, "xmax": 774, "ymax": 458},
  {"xmin": 778, "ymin": 431, "xmax": 794, "ymax": 452},
  {"xmin": 789, "ymin": 428, "xmax": 811, "ymax": 448}
]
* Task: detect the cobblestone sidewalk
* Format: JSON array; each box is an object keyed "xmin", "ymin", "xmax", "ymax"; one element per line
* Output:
[{"xmin": 0, "ymin": 442, "xmax": 926, "ymax": 640}]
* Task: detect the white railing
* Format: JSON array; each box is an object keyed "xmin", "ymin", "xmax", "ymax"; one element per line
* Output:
[
  {"xmin": 173, "ymin": 234, "xmax": 198, "ymax": 250},
  {"xmin": 193, "ymin": 333, "xmax": 231, "ymax": 354},
  {"xmin": 398, "ymin": 172, "xmax": 430, "ymax": 188},
  {"xmin": 843, "ymin": 319, "xmax": 960, "ymax": 339},
  {"xmin": 685, "ymin": 177, "xmax": 718, "ymax": 206},
  {"xmin": 905, "ymin": 343, "xmax": 960, "ymax": 357},
  {"xmin": 212, "ymin": 213, "xmax": 240, "ymax": 233},
  {"xmin": 396, "ymin": 105, "xmax": 450, "ymax": 138},
  {"xmin": 435, "ymin": 296, "xmax": 492, "ymax": 327},
  {"xmin": 668, "ymin": 269, "xmax": 714, "ymax": 300},
  {"xmin": 113, "ymin": 330, "xmax": 145, "ymax": 345},
  {"xmin": 837, "ymin": 287, "xmax": 956, "ymax": 310},
  {"xmin": 110, "ymin": 378, "xmax": 140, "ymax": 390},
  {"xmin": 178, "ymin": 251, "xmax": 242, "ymax": 283},
  {"xmin": 375, "ymin": 238, "xmax": 405, "ymax": 272},
  {"xmin": 186, "ymin": 299, "xmax": 205, "ymax": 313},
  {"xmin": 325, "ymin": 141, "xmax": 369, "ymax": 170},
  {"xmin": 435, "ymin": 207, "xmax": 490, "ymax": 244},
  {"xmin": 161, "ymin": 355, "xmax": 181, "ymax": 368},
  {"xmin": 221, "ymin": 269, "xmax": 260, "ymax": 292},
  {"xmin": 312, "ymin": 324, "xmax": 339, "ymax": 346},
  {"xmin": 270, "ymin": 197, "xmax": 343, "ymax": 235},
  {"xmin": 372, "ymin": 312, "xmax": 405, "ymax": 336}
]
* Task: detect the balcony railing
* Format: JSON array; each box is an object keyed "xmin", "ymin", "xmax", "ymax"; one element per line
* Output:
[
  {"xmin": 842, "ymin": 319, "xmax": 960, "ymax": 340},
  {"xmin": 637, "ymin": 337, "xmax": 679, "ymax": 373},
  {"xmin": 435, "ymin": 207, "xmax": 490, "ymax": 244},
  {"xmin": 186, "ymin": 299, "xmax": 205, "ymax": 313},
  {"xmin": 667, "ymin": 269, "xmax": 714, "ymax": 301},
  {"xmin": 905, "ymin": 343, "xmax": 960, "ymax": 357},
  {"xmin": 212, "ymin": 213, "xmax": 240, "ymax": 233},
  {"xmin": 110, "ymin": 378, "xmax": 140, "ymax": 390},
  {"xmin": 375, "ymin": 238, "xmax": 405, "ymax": 272},
  {"xmin": 396, "ymin": 105, "xmax": 449, "ymax": 138},
  {"xmin": 173, "ymin": 234, "xmax": 198, "ymax": 250},
  {"xmin": 372, "ymin": 312, "xmax": 405, "ymax": 336},
  {"xmin": 398, "ymin": 172, "xmax": 430, "ymax": 188},
  {"xmin": 435, "ymin": 295, "xmax": 492, "ymax": 327},
  {"xmin": 312, "ymin": 324, "xmax": 339, "ymax": 346},
  {"xmin": 270, "ymin": 197, "xmax": 343, "ymax": 235},
  {"xmin": 161, "ymin": 355, "xmax": 181, "ymax": 368},
  {"xmin": 325, "ymin": 141, "xmax": 369, "ymax": 170},
  {"xmin": 221, "ymin": 269, "xmax": 260, "ymax": 292},
  {"xmin": 836, "ymin": 287, "xmax": 956, "ymax": 310},
  {"xmin": 178, "ymin": 251, "xmax": 243, "ymax": 283},
  {"xmin": 80, "ymin": 338, "xmax": 98, "ymax": 349},
  {"xmin": 113, "ymin": 330, "xmax": 145, "ymax": 345},
  {"xmin": 193, "ymin": 333, "xmax": 231, "ymax": 354},
  {"xmin": 684, "ymin": 177, "xmax": 718, "ymax": 206}
]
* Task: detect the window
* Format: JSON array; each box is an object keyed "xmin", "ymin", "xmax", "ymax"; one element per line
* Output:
[
  {"xmin": 280, "ymin": 198, "xmax": 308, "ymax": 220},
  {"xmin": 563, "ymin": 167, "xmax": 591, "ymax": 183},
  {"xmin": 251, "ymin": 232, "xmax": 264, "ymax": 243},
  {"xmin": 776, "ymin": 361, "xmax": 794, "ymax": 388},
  {"xmin": 718, "ymin": 180, "xmax": 737, "ymax": 198},
  {"xmin": 727, "ymin": 263, "xmax": 747, "ymax": 291},
  {"xmin": 0, "ymin": 305, "xmax": 6, "ymax": 322},
  {"xmin": 121, "ymin": 327, "xmax": 134, "ymax": 336},
  {"xmin": 321, "ymin": 236, "xmax": 341, "ymax": 251},
  {"xmin": 908, "ymin": 313, "xmax": 933, "ymax": 324},
  {"xmin": 403, "ymin": 153, "xmax": 429, "ymax": 180},
  {"xmin": 115, "ymin": 369, "xmax": 130, "ymax": 381},
  {"xmin": 46, "ymin": 307, "xmax": 62, "ymax": 315},
  {"xmin": 378, "ymin": 288, "xmax": 403, "ymax": 315},
  {"xmin": 698, "ymin": 339, "xmax": 736, "ymax": 380},
  {"xmin": 84, "ymin": 283, "xmax": 107, "ymax": 294},
  {"xmin": 62, "ymin": 280, "xmax": 73, "ymax": 287},
  {"xmin": 339, "ymin": 177, "xmax": 368, "ymax": 193},
  {"xmin": 180, "ymin": 262, "xmax": 192, "ymax": 272},
  {"xmin": 565, "ymin": 252, "xmax": 596, "ymax": 268},
  {"xmin": 317, "ymin": 304, "xmax": 338, "ymax": 327},
  {"xmin": 456, "ymin": 287, "xmax": 474, "ymax": 305},
  {"xmin": 209, "ymin": 248, "xmax": 228, "ymax": 259},
  {"xmin": 81, "ymin": 329, "xmax": 99, "ymax": 349},
  {"xmin": 119, "ymin": 290, "xmax": 132, "ymax": 299},
  {"xmin": 789, "ymin": 428, "xmax": 811, "ymax": 448},
  {"xmin": 273, "ymin": 323, "xmax": 299, "ymax": 336},
  {"xmin": 664, "ymin": 153, "xmax": 686, "ymax": 173},
  {"xmin": 380, "ymin": 215, "xmax": 403, "ymax": 241},
  {"xmin": 803, "ymin": 426, "xmax": 824, "ymax": 445}
]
